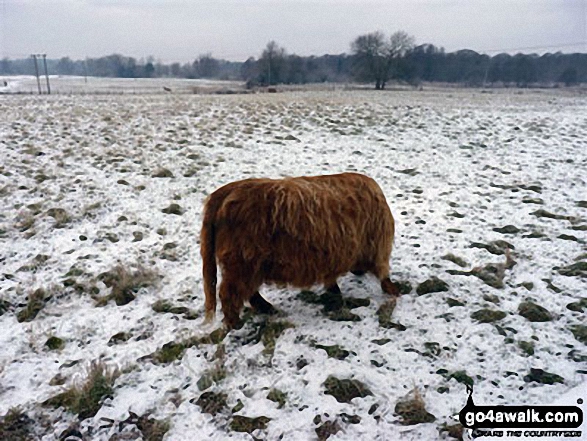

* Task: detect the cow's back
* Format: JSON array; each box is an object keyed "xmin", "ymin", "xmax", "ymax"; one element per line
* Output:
[{"xmin": 212, "ymin": 173, "xmax": 393, "ymax": 287}]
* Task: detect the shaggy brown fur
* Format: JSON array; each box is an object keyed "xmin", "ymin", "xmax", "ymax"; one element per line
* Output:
[{"xmin": 200, "ymin": 172, "xmax": 399, "ymax": 329}]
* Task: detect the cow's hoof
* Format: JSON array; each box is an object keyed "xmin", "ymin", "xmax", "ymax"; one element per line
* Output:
[
  {"xmin": 381, "ymin": 278, "xmax": 401, "ymax": 297},
  {"xmin": 223, "ymin": 316, "xmax": 244, "ymax": 330}
]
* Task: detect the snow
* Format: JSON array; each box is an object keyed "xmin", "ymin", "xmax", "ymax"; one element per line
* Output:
[
  {"xmin": 0, "ymin": 75, "xmax": 244, "ymax": 94},
  {"xmin": 0, "ymin": 86, "xmax": 585, "ymax": 440},
  {"xmin": 478, "ymin": 381, "xmax": 587, "ymax": 441}
]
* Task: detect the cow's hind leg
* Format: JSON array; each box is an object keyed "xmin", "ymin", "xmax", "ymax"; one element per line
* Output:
[
  {"xmin": 372, "ymin": 263, "xmax": 401, "ymax": 297},
  {"xmin": 381, "ymin": 277, "xmax": 400, "ymax": 297},
  {"xmin": 249, "ymin": 291, "xmax": 277, "ymax": 315},
  {"xmin": 219, "ymin": 278, "xmax": 252, "ymax": 329},
  {"xmin": 351, "ymin": 261, "xmax": 370, "ymax": 277}
]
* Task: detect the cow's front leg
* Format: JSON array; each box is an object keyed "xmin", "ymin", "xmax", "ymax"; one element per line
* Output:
[{"xmin": 325, "ymin": 281, "xmax": 341, "ymax": 294}]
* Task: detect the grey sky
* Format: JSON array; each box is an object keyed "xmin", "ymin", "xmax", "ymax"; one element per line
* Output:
[{"xmin": 1, "ymin": 0, "xmax": 586, "ymax": 62}]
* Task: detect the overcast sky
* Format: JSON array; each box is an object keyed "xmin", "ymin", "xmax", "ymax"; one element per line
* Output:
[{"xmin": 1, "ymin": 0, "xmax": 586, "ymax": 62}]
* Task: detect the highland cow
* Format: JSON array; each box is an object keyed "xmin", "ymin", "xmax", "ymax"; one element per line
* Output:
[{"xmin": 200, "ymin": 172, "xmax": 399, "ymax": 329}]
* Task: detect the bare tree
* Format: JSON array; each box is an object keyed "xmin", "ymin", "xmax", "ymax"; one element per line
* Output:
[
  {"xmin": 381, "ymin": 31, "xmax": 415, "ymax": 89},
  {"xmin": 193, "ymin": 53, "xmax": 220, "ymax": 78},
  {"xmin": 351, "ymin": 31, "xmax": 387, "ymax": 89},
  {"xmin": 56, "ymin": 57, "xmax": 75, "ymax": 75},
  {"xmin": 351, "ymin": 30, "xmax": 415, "ymax": 89},
  {"xmin": 388, "ymin": 31, "xmax": 415, "ymax": 58},
  {"xmin": 170, "ymin": 62, "xmax": 181, "ymax": 77},
  {"xmin": 259, "ymin": 41, "xmax": 287, "ymax": 85}
]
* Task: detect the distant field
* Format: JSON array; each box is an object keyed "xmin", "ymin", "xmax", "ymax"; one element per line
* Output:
[
  {"xmin": 0, "ymin": 88, "xmax": 585, "ymax": 440},
  {"xmin": 0, "ymin": 75, "xmax": 246, "ymax": 94}
]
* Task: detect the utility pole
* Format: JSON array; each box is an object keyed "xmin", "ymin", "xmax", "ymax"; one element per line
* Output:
[
  {"xmin": 31, "ymin": 54, "xmax": 42, "ymax": 94},
  {"xmin": 42, "ymin": 54, "xmax": 51, "ymax": 94},
  {"xmin": 483, "ymin": 58, "xmax": 490, "ymax": 87},
  {"xmin": 268, "ymin": 54, "xmax": 271, "ymax": 86}
]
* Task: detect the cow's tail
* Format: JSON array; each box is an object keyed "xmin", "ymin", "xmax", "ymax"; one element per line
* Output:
[{"xmin": 200, "ymin": 191, "xmax": 224, "ymax": 324}]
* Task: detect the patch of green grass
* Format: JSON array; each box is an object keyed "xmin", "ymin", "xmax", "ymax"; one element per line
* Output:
[
  {"xmin": 450, "ymin": 371, "xmax": 474, "ymax": 386},
  {"xmin": 371, "ymin": 338, "xmax": 391, "ymax": 345},
  {"xmin": 229, "ymin": 415, "xmax": 271, "ymax": 433},
  {"xmin": 97, "ymin": 264, "xmax": 157, "ymax": 306},
  {"xmin": 18, "ymin": 254, "xmax": 50, "ymax": 273},
  {"xmin": 446, "ymin": 297, "xmax": 465, "ymax": 307},
  {"xmin": 570, "ymin": 325, "xmax": 587, "ymax": 344},
  {"xmin": 328, "ymin": 307, "xmax": 361, "ymax": 322},
  {"xmin": 297, "ymin": 290, "xmax": 320, "ymax": 304},
  {"xmin": 518, "ymin": 340, "xmax": 535, "ymax": 356},
  {"xmin": 313, "ymin": 344, "xmax": 350, "ymax": 360},
  {"xmin": 150, "ymin": 328, "xmax": 227, "ymax": 364},
  {"xmin": 152, "ymin": 341, "xmax": 188, "ymax": 364},
  {"xmin": 567, "ymin": 298, "xmax": 587, "ymax": 312},
  {"xmin": 523, "ymin": 368, "xmax": 564, "ymax": 385},
  {"xmin": 45, "ymin": 336, "xmax": 65, "ymax": 351},
  {"xmin": 439, "ymin": 422, "xmax": 464, "ymax": 440},
  {"xmin": 152, "ymin": 299, "xmax": 184, "ymax": 314},
  {"xmin": 0, "ymin": 298, "xmax": 10, "ymax": 316},
  {"xmin": 483, "ymin": 294, "xmax": 500, "ymax": 304},
  {"xmin": 558, "ymin": 261, "xmax": 587, "ymax": 278},
  {"xmin": 0, "ymin": 408, "xmax": 34, "ymax": 441},
  {"xmin": 442, "ymin": 253, "xmax": 468, "ymax": 268},
  {"xmin": 377, "ymin": 298, "xmax": 397, "ymax": 328},
  {"xmin": 151, "ymin": 299, "xmax": 197, "ymax": 319},
  {"xmin": 296, "ymin": 290, "xmax": 371, "ymax": 319},
  {"xmin": 49, "ymin": 373, "xmax": 67, "ymax": 386},
  {"xmin": 82, "ymin": 202, "xmax": 102, "ymax": 219},
  {"xmin": 261, "ymin": 320, "xmax": 294, "ymax": 356},
  {"xmin": 392, "ymin": 280, "xmax": 413, "ymax": 295},
  {"xmin": 152, "ymin": 168, "xmax": 174, "ymax": 178},
  {"xmin": 231, "ymin": 399, "xmax": 244, "ymax": 413},
  {"xmin": 197, "ymin": 365, "xmax": 227, "ymax": 391},
  {"xmin": 568, "ymin": 350, "xmax": 587, "ymax": 363},
  {"xmin": 43, "ymin": 361, "xmax": 119, "ymax": 419},
  {"xmin": 64, "ymin": 266, "xmax": 85, "ymax": 278},
  {"xmin": 323, "ymin": 376, "xmax": 372, "ymax": 403},
  {"xmin": 201, "ymin": 327, "xmax": 228, "ymax": 345},
  {"xmin": 136, "ymin": 414, "xmax": 170, "ymax": 441},
  {"xmin": 46, "ymin": 207, "xmax": 71, "ymax": 228},
  {"xmin": 531, "ymin": 209, "xmax": 578, "ymax": 222},
  {"xmin": 315, "ymin": 420, "xmax": 341, "ymax": 440},
  {"xmin": 395, "ymin": 388, "xmax": 436, "ymax": 425},
  {"xmin": 194, "ymin": 391, "xmax": 228, "ymax": 415},
  {"xmin": 239, "ymin": 319, "xmax": 294, "ymax": 357},
  {"xmin": 423, "ymin": 342, "xmax": 441, "ymax": 357},
  {"xmin": 16, "ymin": 288, "xmax": 48, "ymax": 322},
  {"xmin": 469, "ymin": 240, "xmax": 514, "ymax": 256},
  {"xmin": 518, "ymin": 301, "xmax": 553, "ymax": 322},
  {"xmin": 493, "ymin": 225, "xmax": 521, "ymax": 234},
  {"xmin": 471, "ymin": 308, "xmax": 506, "ymax": 323},
  {"xmin": 161, "ymin": 203, "xmax": 183, "ymax": 215},
  {"xmin": 267, "ymin": 388, "xmax": 287, "ymax": 409},
  {"xmin": 416, "ymin": 277, "xmax": 449, "ymax": 295},
  {"xmin": 15, "ymin": 210, "xmax": 35, "ymax": 233},
  {"xmin": 108, "ymin": 332, "xmax": 132, "ymax": 346}
]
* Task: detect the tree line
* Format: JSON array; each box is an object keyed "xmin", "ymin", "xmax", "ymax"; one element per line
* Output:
[
  {"xmin": 1, "ymin": 31, "xmax": 586, "ymax": 88},
  {"xmin": 0, "ymin": 54, "xmax": 241, "ymax": 81}
]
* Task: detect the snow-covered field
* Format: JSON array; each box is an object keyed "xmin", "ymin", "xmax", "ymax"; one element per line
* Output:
[
  {"xmin": 0, "ymin": 75, "xmax": 245, "ymax": 95},
  {"xmin": 0, "ymin": 88, "xmax": 586, "ymax": 440}
]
